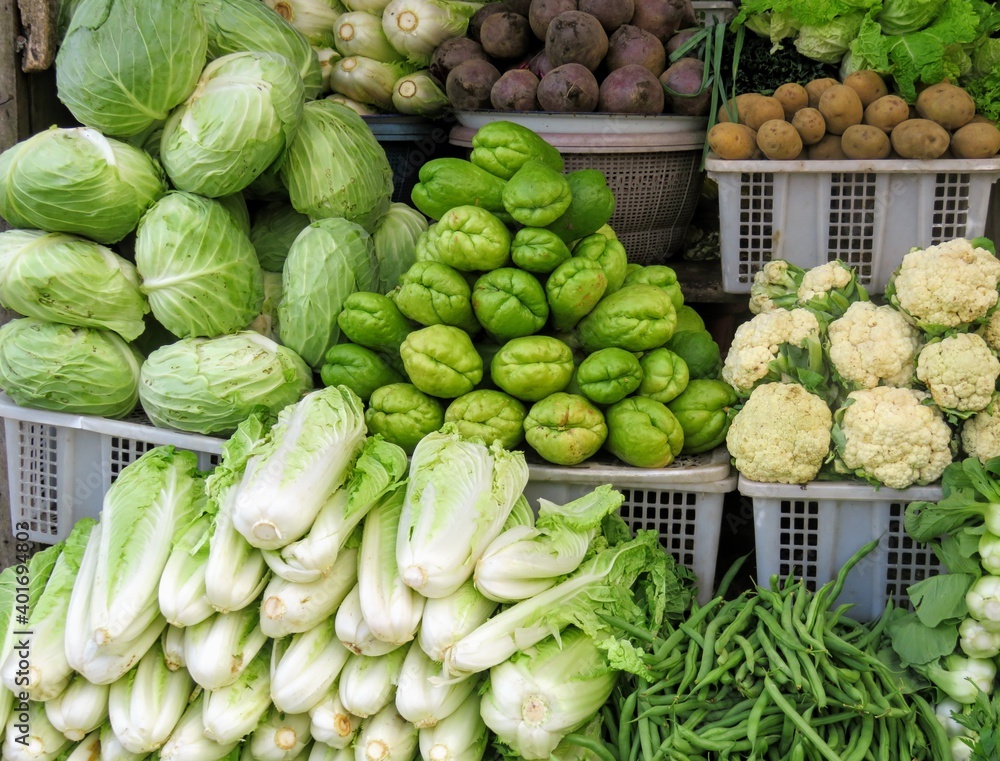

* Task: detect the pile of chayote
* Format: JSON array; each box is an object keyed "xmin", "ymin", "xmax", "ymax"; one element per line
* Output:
[{"xmin": 320, "ymin": 121, "xmax": 734, "ymax": 468}]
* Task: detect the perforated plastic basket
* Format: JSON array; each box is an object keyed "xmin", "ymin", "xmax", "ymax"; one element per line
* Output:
[
  {"xmin": 364, "ymin": 115, "xmax": 455, "ymax": 205},
  {"xmin": 523, "ymin": 448, "xmax": 736, "ymax": 605},
  {"xmin": 451, "ymin": 124, "xmax": 707, "ymax": 265},
  {"xmin": 1, "ymin": 395, "xmax": 223, "ymax": 543},
  {"xmin": 738, "ymin": 476, "xmax": 944, "ymax": 622},
  {"xmin": 706, "ymin": 157, "xmax": 1000, "ymax": 293},
  {"xmin": 692, "ymin": 0, "xmax": 737, "ymax": 24}
]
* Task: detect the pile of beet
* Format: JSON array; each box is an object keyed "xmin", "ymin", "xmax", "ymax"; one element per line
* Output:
[{"xmin": 432, "ymin": 0, "xmax": 712, "ymax": 115}]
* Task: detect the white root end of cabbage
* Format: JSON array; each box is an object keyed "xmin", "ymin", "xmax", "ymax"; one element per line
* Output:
[
  {"xmin": 335, "ymin": 714, "xmax": 354, "ymax": 738},
  {"xmin": 275, "ymin": 727, "xmax": 298, "ymax": 750},
  {"xmin": 273, "ymin": 1, "xmax": 293, "ymax": 20},
  {"xmin": 94, "ymin": 628, "xmax": 111, "ymax": 646},
  {"xmin": 263, "ymin": 596, "xmax": 286, "ymax": 621},
  {"xmin": 428, "ymin": 744, "xmax": 450, "ymax": 761},
  {"xmin": 366, "ymin": 739, "xmax": 391, "ymax": 761},
  {"xmin": 522, "ymin": 695, "xmax": 548, "ymax": 725},
  {"xmin": 63, "ymin": 729, "xmax": 86, "ymax": 742},
  {"xmin": 252, "ymin": 520, "xmax": 282, "ymax": 545},
  {"xmin": 339, "ymin": 23, "xmax": 356, "ymax": 42},
  {"xmin": 397, "ymin": 10, "xmax": 418, "ymax": 33},
  {"xmin": 413, "ymin": 717, "xmax": 438, "ymax": 729},
  {"xmin": 397, "ymin": 80, "xmax": 417, "ymax": 99},
  {"xmin": 402, "ymin": 565, "xmax": 427, "ymax": 591}
]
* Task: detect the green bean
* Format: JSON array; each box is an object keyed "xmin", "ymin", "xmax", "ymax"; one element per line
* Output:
[
  {"xmin": 715, "ymin": 595, "xmax": 759, "ymax": 654},
  {"xmin": 794, "ymin": 648, "xmax": 828, "ymax": 708},
  {"xmin": 755, "ymin": 607, "xmax": 808, "ymax": 653},
  {"xmin": 651, "ymin": 600, "xmax": 722, "ymax": 661},
  {"xmin": 562, "ymin": 734, "xmax": 619, "ymax": 761},
  {"xmin": 842, "ymin": 713, "xmax": 875, "ymax": 761},
  {"xmin": 763, "ymin": 677, "xmax": 844, "ymax": 761},
  {"xmin": 672, "ymin": 726, "xmax": 734, "ymax": 754},
  {"xmin": 638, "ymin": 716, "xmax": 656, "ymax": 761},
  {"xmin": 618, "ymin": 690, "xmax": 639, "ymax": 761},
  {"xmin": 755, "ymin": 626, "xmax": 792, "ymax": 681},
  {"xmin": 911, "ymin": 693, "xmax": 952, "ymax": 761},
  {"xmin": 676, "ymin": 636, "xmax": 702, "ymax": 697},
  {"xmin": 677, "ymin": 624, "xmax": 706, "ymax": 649},
  {"xmin": 628, "ymin": 725, "xmax": 643, "ymax": 761},
  {"xmin": 602, "ymin": 704, "xmax": 619, "ymax": 749},
  {"xmin": 695, "ymin": 611, "xmax": 737, "ymax": 684}
]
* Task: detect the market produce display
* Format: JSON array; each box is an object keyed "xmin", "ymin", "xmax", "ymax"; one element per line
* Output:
[{"xmin": 723, "ymin": 239, "xmax": 1000, "ymax": 487}]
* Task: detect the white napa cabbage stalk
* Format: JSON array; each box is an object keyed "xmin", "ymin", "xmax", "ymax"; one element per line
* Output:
[
  {"xmin": 328, "ymin": 57, "xmax": 413, "ymax": 111},
  {"xmin": 100, "ymin": 720, "xmax": 148, "ymax": 761},
  {"xmin": 265, "ymin": 0, "xmax": 347, "ymax": 47},
  {"xmin": 392, "ymin": 70, "xmax": 448, "ymax": 117},
  {"xmin": 354, "ymin": 702, "xmax": 418, "ymax": 761},
  {"xmin": 64, "ymin": 521, "xmax": 101, "ymax": 675},
  {"xmin": 249, "ymin": 707, "xmax": 312, "ymax": 761},
  {"xmin": 205, "ymin": 414, "xmax": 274, "ymax": 614},
  {"xmin": 309, "ymin": 682, "xmax": 362, "ymax": 748},
  {"xmin": 89, "ymin": 447, "xmax": 204, "ymax": 647},
  {"xmin": 394, "ymin": 640, "xmax": 479, "ymax": 729},
  {"xmin": 315, "ymin": 47, "xmax": 341, "ymax": 93},
  {"xmin": 381, "ymin": 0, "xmax": 478, "ymax": 66},
  {"xmin": 201, "ymin": 642, "xmax": 273, "ymax": 745},
  {"xmin": 334, "ymin": 584, "xmax": 400, "ymax": 657},
  {"xmin": 2, "ymin": 700, "xmax": 71, "ymax": 761},
  {"xmin": 163, "ymin": 626, "xmax": 187, "ymax": 672},
  {"xmin": 159, "ymin": 693, "xmax": 240, "ymax": 761},
  {"xmin": 357, "ymin": 485, "xmax": 424, "ymax": 647},
  {"xmin": 260, "ymin": 543, "xmax": 359, "ymax": 638},
  {"xmin": 474, "ymin": 485, "xmax": 624, "ymax": 603},
  {"xmin": 396, "ymin": 427, "xmax": 528, "ymax": 599},
  {"xmin": 76, "ymin": 612, "xmax": 168, "ymax": 687},
  {"xmin": 416, "ymin": 579, "xmax": 499, "ymax": 664},
  {"xmin": 324, "ymin": 94, "xmax": 383, "ymax": 115},
  {"xmin": 479, "ymin": 628, "xmax": 618, "ymax": 761},
  {"xmin": 335, "ymin": 11, "xmax": 405, "ymax": 62},
  {"xmin": 308, "ymin": 742, "xmax": 353, "ymax": 761},
  {"xmin": 44, "ymin": 674, "xmax": 109, "ymax": 742},
  {"xmin": 159, "ymin": 508, "xmax": 215, "ymax": 628},
  {"xmin": 62, "ymin": 729, "xmax": 102, "ymax": 761},
  {"xmin": 232, "ymin": 386, "xmax": 368, "ymax": 550},
  {"xmin": 270, "ymin": 617, "xmax": 352, "ymax": 714},
  {"xmin": 1, "ymin": 519, "xmax": 94, "ymax": 701},
  {"xmin": 262, "ymin": 436, "xmax": 407, "ymax": 583},
  {"xmin": 337, "ymin": 645, "xmax": 408, "ymax": 719},
  {"xmin": 184, "ymin": 606, "xmax": 268, "ymax": 691},
  {"xmin": 107, "ymin": 640, "xmax": 195, "ymax": 753},
  {"xmin": 417, "ymin": 693, "xmax": 489, "ymax": 761}
]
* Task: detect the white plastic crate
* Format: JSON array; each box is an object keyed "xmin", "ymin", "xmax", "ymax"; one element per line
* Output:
[
  {"xmin": 692, "ymin": 0, "xmax": 737, "ymax": 24},
  {"xmin": 524, "ymin": 448, "xmax": 736, "ymax": 605},
  {"xmin": 738, "ymin": 476, "xmax": 944, "ymax": 622},
  {"xmin": 1, "ymin": 395, "xmax": 224, "ymax": 544},
  {"xmin": 706, "ymin": 157, "xmax": 1000, "ymax": 294}
]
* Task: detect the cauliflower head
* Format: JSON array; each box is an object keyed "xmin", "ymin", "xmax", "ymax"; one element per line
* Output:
[
  {"xmin": 797, "ymin": 261, "xmax": 853, "ymax": 303},
  {"xmin": 748, "ymin": 260, "xmax": 805, "ymax": 315},
  {"xmin": 887, "ymin": 238, "xmax": 1000, "ymax": 335},
  {"xmin": 726, "ymin": 382, "xmax": 832, "ymax": 484},
  {"xmin": 722, "ymin": 308, "xmax": 823, "ymax": 395},
  {"xmin": 834, "ymin": 386, "xmax": 953, "ymax": 489},
  {"xmin": 916, "ymin": 333, "xmax": 1000, "ymax": 416},
  {"xmin": 979, "ymin": 309, "xmax": 1000, "ymax": 353},
  {"xmin": 827, "ymin": 301, "xmax": 922, "ymax": 390},
  {"xmin": 961, "ymin": 402, "xmax": 1000, "ymax": 464}
]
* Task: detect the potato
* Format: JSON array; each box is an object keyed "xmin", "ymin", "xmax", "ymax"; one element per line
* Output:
[
  {"xmin": 840, "ymin": 124, "xmax": 891, "ymax": 159},
  {"xmin": 606, "ymin": 24, "xmax": 666, "ymax": 75},
  {"xmin": 807, "ymin": 133, "xmax": 848, "ymax": 160},
  {"xmin": 717, "ymin": 93, "xmax": 764, "ymax": 124},
  {"xmin": 842, "ymin": 70, "xmax": 888, "ymax": 108},
  {"xmin": 446, "ymin": 59, "xmax": 502, "ymax": 110},
  {"xmin": 791, "ymin": 107, "xmax": 826, "ymax": 145},
  {"xmin": 805, "ymin": 77, "xmax": 839, "ymax": 109},
  {"xmin": 863, "ymin": 95, "xmax": 910, "ymax": 134},
  {"xmin": 951, "ymin": 122, "xmax": 1000, "ymax": 159},
  {"xmin": 537, "ymin": 63, "xmax": 600, "ymax": 111},
  {"xmin": 756, "ymin": 119, "xmax": 803, "ymax": 160},
  {"xmin": 890, "ymin": 118, "xmax": 951, "ymax": 159},
  {"xmin": 491, "ymin": 69, "xmax": 541, "ymax": 111},
  {"xmin": 773, "ymin": 83, "xmax": 809, "ymax": 118},
  {"xmin": 708, "ymin": 122, "xmax": 758, "ymax": 160},
  {"xmin": 818, "ymin": 84, "xmax": 863, "ymax": 135},
  {"xmin": 481, "ymin": 12, "xmax": 533, "ymax": 59},
  {"xmin": 916, "ymin": 82, "xmax": 977, "ymax": 130},
  {"xmin": 598, "ymin": 64, "xmax": 665, "ymax": 114},
  {"xmin": 579, "ymin": 0, "xmax": 635, "ymax": 33},
  {"xmin": 744, "ymin": 96, "xmax": 785, "ymax": 131},
  {"xmin": 660, "ymin": 57, "xmax": 709, "ymax": 115},
  {"xmin": 529, "ymin": 0, "xmax": 578, "ymax": 40},
  {"xmin": 546, "ymin": 10, "xmax": 609, "ymax": 71}
]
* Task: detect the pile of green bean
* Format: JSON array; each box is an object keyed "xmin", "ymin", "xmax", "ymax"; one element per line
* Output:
[{"xmin": 572, "ymin": 539, "xmax": 951, "ymax": 761}]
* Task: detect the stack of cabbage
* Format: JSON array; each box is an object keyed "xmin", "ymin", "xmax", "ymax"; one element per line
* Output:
[
  {"xmin": 0, "ymin": 384, "xmax": 692, "ymax": 761},
  {"xmin": 721, "ymin": 238, "xmax": 1000, "ymax": 488},
  {"xmin": 316, "ymin": 120, "xmax": 731, "ymax": 468},
  {"xmin": 0, "ymin": 0, "xmax": 414, "ymax": 435}
]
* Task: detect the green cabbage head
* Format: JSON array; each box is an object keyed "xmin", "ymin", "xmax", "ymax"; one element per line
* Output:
[
  {"xmin": 0, "ymin": 127, "xmax": 167, "ymax": 244},
  {"xmin": 160, "ymin": 52, "xmax": 305, "ymax": 198},
  {"xmin": 135, "ymin": 192, "xmax": 264, "ymax": 339},
  {"xmin": 373, "ymin": 202, "xmax": 428, "ymax": 293},
  {"xmin": 0, "ymin": 230, "xmax": 148, "ymax": 341},
  {"xmin": 139, "ymin": 331, "xmax": 314, "ymax": 434},
  {"xmin": 55, "ymin": 0, "xmax": 208, "ymax": 137},
  {"xmin": 279, "ymin": 100, "xmax": 393, "ymax": 232},
  {"xmin": 0, "ymin": 318, "xmax": 143, "ymax": 418}
]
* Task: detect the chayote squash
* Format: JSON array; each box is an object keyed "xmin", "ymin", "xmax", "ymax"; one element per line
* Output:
[
  {"xmin": 666, "ymin": 379, "xmax": 738, "ymax": 454},
  {"xmin": 410, "ymin": 158, "xmax": 510, "ymax": 221},
  {"xmin": 469, "ymin": 121, "xmax": 564, "ymax": 180},
  {"xmin": 501, "ymin": 160, "xmax": 572, "ymax": 227},
  {"xmin": 545, "ymin": 170, "xmax": 616, "ymax": 243}
]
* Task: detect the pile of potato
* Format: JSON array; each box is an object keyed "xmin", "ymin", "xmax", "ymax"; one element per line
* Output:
[
  {"xmin": 707, "ymin": 72, "xmax": 1000, "ymax": 161},
  {"xmin": 431, "ymin": 0, "xmax": 712, "ymax": 115}
]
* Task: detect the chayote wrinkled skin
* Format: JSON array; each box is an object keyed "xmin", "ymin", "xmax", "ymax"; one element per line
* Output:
[
  {"xmin": 605, "ymin": 396, "xmax": 684, "ymax": 468},
  {"xmin": 667, "ymin": 379, "xmax": 739, "ymax": 454},
  {"xmin": 491, "ymin": 335, "xmax": 576, "ymax": 403},
  {"xmin": 575, "ymin": 348, "xmax": 643, "ymax": 405},
  {"xmin": 444, "ymin": 389, "xmax": 527, "ymax": 449},
  {"xmin": 524, "ymin": 392, "xmax": 608, "ymax": 466},
  {"xmin": 319, "ymin": 343, "xmax": 405, "ymax": 402},
  {"xmin": 421, "ymin": 205, "xmax": 512, "ymax": 272},
  {"xmin": 472, "ymin": 268, "xmax": 549, "ymax": 343},
  {"xmin": 410, "ymin": 157, "xmax": 510, "ymax": 221},
  {"xmin": 337, "ymin": 291, "xmax": 413, "ymax": 355},
  {"xmin": 546, "ymin": 257, "xmax": 608, "ymax": 332},
  {"xmin": 573, "ymin": 234, "xmax": 629, "ymax": 294},
  {"xmin": 469, "ymin": 121, "xmax": 564, "ymax": 180},
  {"xmin": 510, "ymin": 227, "xmax": 572, "ymax": 274},
  {"xmin": 391, "ymin": 260, "xmax": 481, "ymax": 335},
  {"xmin": 577, "ymin": 284, "xmax": 677, "ymax": 353},
  {"xmin": 400, "ymin": 324, "xmax": 483, "ymax": 398},
  {"xmin": 623, "ymin": 265, "xmax": 684, "ymax": 311},
  {"xmin": 365, "ymin": 382, "xmax": 445, "ymax": 454},
  {"xmin": 636, "ymin": 348, "xmax": 689, "ymax": 404},
  {"xmin": 501, "ymin": 160, "xmax": 573, "ymax": 228}
]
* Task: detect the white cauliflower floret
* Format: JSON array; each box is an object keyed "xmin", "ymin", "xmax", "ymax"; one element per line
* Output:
[
  {"xmin": 890, "ymin": 238, "xmax": 1000, "ymax": 332},
  {"xmin": 980, "ymin": 310, "xmax": 1000, "ymax": 353},
  {"xmin": 722, "ymin": 308, "xmax": 821, "ymax": 394},
  {"xmin": 836, "ymin": 386, "xmax": 953, "ymax": 489},
  {"xmin": 827, "ymin": 301, "xmax": 922, "ymax": 389},
  {"xmin": 961, "ymin": 403, "xmax": 1000, "ymax": 464},
  {"xmin": 916, "ymin": 333, "xmax": 1000, "ymax": 415},
  {"xmin": 727, "ymin": 382, "xmax": 832, "ymax": 484},
  {"xmin": 748, "ymin": 260, "xmax": 801, "ymax": 315},
  {"xmin": 797, "ymin": 261, "xmax": 852, "ymax": 303}
]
